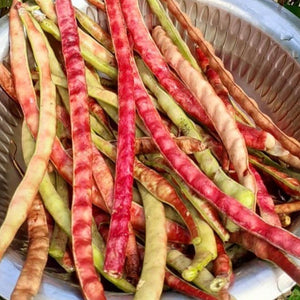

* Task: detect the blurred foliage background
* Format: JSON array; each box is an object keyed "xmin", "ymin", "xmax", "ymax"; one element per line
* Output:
[
  {"xmin": 283, "ymin": 0, "xmax": 300, "ymax": 17},
  {"xmin": 0, "ymin": 0, "xmax": 12, "ymax": 17}
]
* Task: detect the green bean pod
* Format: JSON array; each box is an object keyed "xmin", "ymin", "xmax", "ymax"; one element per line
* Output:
[
  {"xmin": 146, "ymin": 0, "xmax": 200, "ymax": 71},
  {"xmin": 134, "ymin": 184, "xmax": 167, "ymax": 300},
  {"xmin": 167, "ymin": 249, "xmax": 226, "ymax": 295},
  {"xmin": 163, "ymin": 205, "xmax": 185, "ymax": 226},
  {"xmin": 34, "ymin": 0, "xmax": 57, "ymax": 22},
  {"xmin": 49, "ymin": 223, "xmax": 69, "ymax": 259},
  {"xmin": 176, "ymin": 192, "xmax": 217, "ymax": 281},
  {"xmin": 90, "ymin": 114, "xmax": 114, "ymax": 140},
  {"xmin": 49, "ymin": 173, "xmax": 70, "ymax": 259},
  {"xmin": 75, "ymin": 8, "xmax": 114, "ymax": 53},
  {"xmin": 249, "ymin": 149, "xmax": 300, "ymax": 181},
  {"xmin": 22, "ymin": 122, "xmax": 71, "ymax": 235}
]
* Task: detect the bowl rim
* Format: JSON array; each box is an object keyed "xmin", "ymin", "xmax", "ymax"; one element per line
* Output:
[{"xmin": 0, "ymin": 0, "xmax": 299, "ymax": 299}]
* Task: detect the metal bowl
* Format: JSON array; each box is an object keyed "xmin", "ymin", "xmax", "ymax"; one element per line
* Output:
[{"xmin": 0, "ymin": 0, "xmax": 299, "ymax": 299}]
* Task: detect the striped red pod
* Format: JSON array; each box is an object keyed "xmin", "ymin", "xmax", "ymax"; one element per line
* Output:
[
  {"xmin": 103, "ymin": 0, "xmax": 136, "ymax": 278},
  {"xmin": 55, "ymin": 0, "xmax": 105, "ymax": 298}
]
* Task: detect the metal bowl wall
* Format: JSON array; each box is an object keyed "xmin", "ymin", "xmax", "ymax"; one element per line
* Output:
[{"xmin": 0, "ymin": 0, "xmax": 299, "ymax": 299}]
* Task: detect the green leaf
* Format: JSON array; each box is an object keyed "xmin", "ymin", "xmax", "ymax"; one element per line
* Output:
[
  {"xmin": 284, "ymin": 0, "xmax": 300, "ymax": 18},
  {"xmin": 0, "ymin": 0, "xmax": 12, "ymax": 9},
  {"xmin": 289, "ymin": 285, "xmax": 300, "ymax": 300}
]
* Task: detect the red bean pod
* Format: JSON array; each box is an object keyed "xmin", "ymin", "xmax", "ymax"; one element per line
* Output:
[
  {"xmin": 56, "ymin": 0, "xmax": 105, "ymax": 298},
  {"xmin": 11, "ymin": 195, "xmax": 49, "ymax": 299},
  {"xmin": 125, "ymin": 224, "xmax": 141, "ymax": 286},
  {"xmin": 212, "ymin": 236, "xmax": 233, "ymax": 292},
  {"xmin": 237, "ymin": 123, "xmax": 275, "ymax": 151},
  {"xmin": 134, "ymin": 136, "xmax": 206, "ymax": 155},
  {"xmin": 104, "ymin": 0, "xmax": 136, "ymax": 278},
  {"xmin": 87, "ymin": 97, "xmax": 110, "ymax": 127},
  {"xmin": 92, "ymin": 145, "xmax": 114, "ymax": 212},
  {"xmin": 275, "ymin": 201, "xmax": 300, "ymax": 215},
  {"xmin": 250, "ymin": 155, "xmax": 300, "ymax": 197},
  {"xmin": 0, "ymin": 63, "xmax": 17, "ymax": 101},
  {"xmin": 57, "ymin": 248, "xmax": 75, "ymax": 273},
  {"xmin": 92, "ymin": 147, "xmax": 132, "ymax": 245},
  {"xmin": 52, "ymin": 107, "xmax": 106, "ymax": 208},
  {"xmin": 165, "ymin": 269, "xmax": 218, "ymax": 300},
  {"xmin": 93, "ymin": 200, "xmax": 140, "ymax": 285},
  {"xmin": 250, "ymin": 165, "xmax": 281, "ymax": 227},
  {"xmin": 230, "ymin": 230, "xmax": 300, "ymax": 285},
  {"xmin": 195, "ymin": 46, "xmax": 209, "ymax": 72},
  {"xmin": 87, "ymin": 0, "xmax": 106, "ymax": 14},
  {"xmin": 56, "ymin": 105, "xmax": 71, "ymax": 138}
]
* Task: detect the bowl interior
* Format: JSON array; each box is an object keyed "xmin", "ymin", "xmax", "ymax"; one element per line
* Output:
[{"xmin": 0, "ymin": 0, "xmax": 299, "ymax": 299}]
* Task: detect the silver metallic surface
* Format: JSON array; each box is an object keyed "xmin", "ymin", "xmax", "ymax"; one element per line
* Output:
[{"xmin": 0, "ymin": 0, "xmax": 299, "ymax": 299}]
